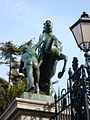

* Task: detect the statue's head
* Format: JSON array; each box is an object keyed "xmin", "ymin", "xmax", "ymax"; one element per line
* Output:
[
  {"xmin": 22, "ymin": 45, "xmax": 29, "ymax": 53},
  {"xmin": 43, "ymin": 20, "xmax": 53, "ymax": 33}
]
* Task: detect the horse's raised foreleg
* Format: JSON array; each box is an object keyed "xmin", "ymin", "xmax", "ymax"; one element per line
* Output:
[{"xmin": 57, "ymin": 53, "xmax": 67, "ymax": 78}]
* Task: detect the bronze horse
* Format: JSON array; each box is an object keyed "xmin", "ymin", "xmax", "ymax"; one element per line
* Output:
[{"xmin": 38, "ymin": 28, "xmax": 67, "ymax": 95}]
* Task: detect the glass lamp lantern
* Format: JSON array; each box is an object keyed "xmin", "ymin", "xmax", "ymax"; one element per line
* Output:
[{"xmin": 70, "ymin": 12, "xmax": 90, "ymax": 52}]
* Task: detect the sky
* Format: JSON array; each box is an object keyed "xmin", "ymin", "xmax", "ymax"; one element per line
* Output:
[{"xmin": 0, "ymin": 0, "xmax": 90, "ymax": 93}]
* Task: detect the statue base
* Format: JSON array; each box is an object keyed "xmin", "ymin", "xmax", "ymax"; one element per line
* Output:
[{"xmin": 0, "ymin": 92, "xmax": 55, "ymax": 120}]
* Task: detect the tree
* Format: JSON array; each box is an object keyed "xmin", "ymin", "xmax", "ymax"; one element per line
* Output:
[{"xmin": 0, "ymin": 41, "xmax": 21, "ymax": 88}]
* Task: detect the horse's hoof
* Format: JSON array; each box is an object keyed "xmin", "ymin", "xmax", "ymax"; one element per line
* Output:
[{"xmin": 58, "ymin": 72, "xmax": 63, "ymax": 78}]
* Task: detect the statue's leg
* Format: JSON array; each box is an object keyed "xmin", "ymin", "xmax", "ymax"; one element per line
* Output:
[
  {"xmin": 25, "ymin": 59, "xmax": 35, "ymax": 92},
  {"xmin": 33, "ymin": 59, "xmax": 40, "ymax": 94}
]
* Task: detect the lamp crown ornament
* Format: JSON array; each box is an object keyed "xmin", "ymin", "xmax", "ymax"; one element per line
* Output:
[{"xmin": 81, "ymin": 11, "xmax": 89, "ymax": 18}]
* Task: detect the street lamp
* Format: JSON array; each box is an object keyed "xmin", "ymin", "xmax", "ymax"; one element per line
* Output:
[{"xmin": 70, "ymin": 11, "xmax": 90, "ymax": 52}]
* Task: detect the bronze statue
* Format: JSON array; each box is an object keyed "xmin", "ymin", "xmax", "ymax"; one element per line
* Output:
[
  {"xmin": 19, "ymin": 40, "xmax": 44, "ymax": 94},
  {"xmin": 38, "ymin": 20, "xmax": 67, "ymax": 95},
  {"xmin": 19, "ymin": 20, "xmax": 67, "ymax": 95}
]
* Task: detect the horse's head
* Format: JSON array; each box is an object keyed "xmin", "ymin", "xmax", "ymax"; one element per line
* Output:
[{"xmin": 43, "ymin": 20, "xmax": 53, "ymax": 33}]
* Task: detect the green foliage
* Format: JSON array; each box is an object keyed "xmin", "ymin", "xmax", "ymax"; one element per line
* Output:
[
  {"xmin": 9, "ymin": 78, "xmax": 26, "ymax": 99},
  {"xmin": 0, "ymin": 41, "xmax": 20, "ymax": 59}
]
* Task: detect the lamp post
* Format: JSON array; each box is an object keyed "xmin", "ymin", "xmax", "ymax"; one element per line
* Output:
[{"xmin": 70, "ymin": 12, "xmax": 90, "ymax": 120}]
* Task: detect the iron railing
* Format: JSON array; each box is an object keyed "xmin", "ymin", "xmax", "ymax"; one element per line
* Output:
[{"xmin": 50, "ymin": 57, "xmax": 90, "ymax": 120}]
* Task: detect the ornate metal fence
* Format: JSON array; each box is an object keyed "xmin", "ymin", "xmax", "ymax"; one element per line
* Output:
[{"xmin": 50, "ymin": 57, "xmax": 90, "ymax": 120}]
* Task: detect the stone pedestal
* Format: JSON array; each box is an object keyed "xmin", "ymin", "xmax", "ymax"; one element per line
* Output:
[{"xmin": 0, "ymin": 93, "xmax": 55, "ymax": 120}]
